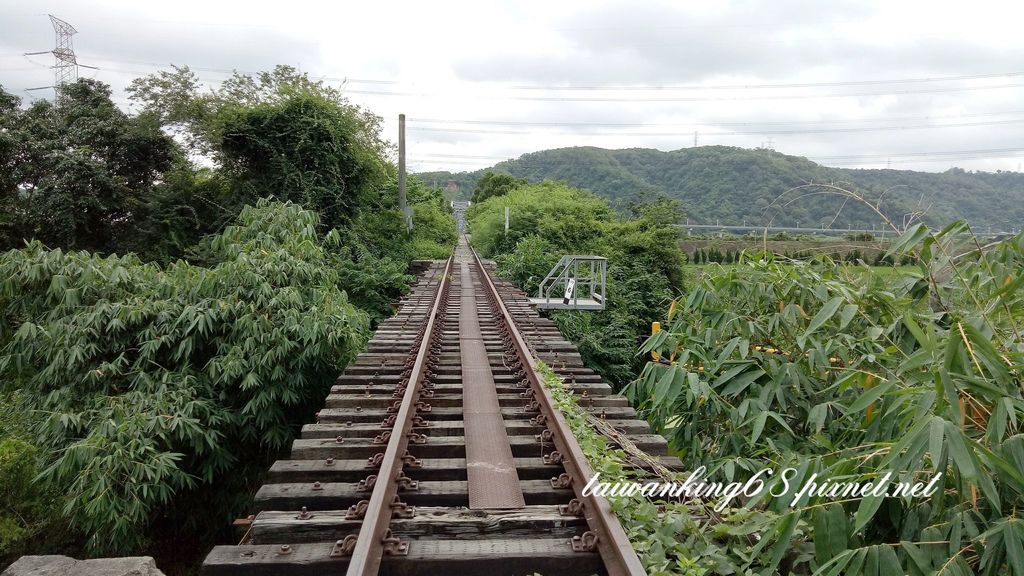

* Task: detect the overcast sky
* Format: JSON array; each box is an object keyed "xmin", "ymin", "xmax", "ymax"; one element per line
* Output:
[{"xmin": 2, "ymin": 0, "xmax": 1023, "ymax": 173}]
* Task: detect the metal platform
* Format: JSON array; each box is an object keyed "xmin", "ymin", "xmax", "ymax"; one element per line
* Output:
[
  {"xmin": 529, "ymin": 255, "xmax": 607, "ymax": 311},
  {"xmin": 527, "ymin": 297, "xmax": 605, "ymax": 310}
]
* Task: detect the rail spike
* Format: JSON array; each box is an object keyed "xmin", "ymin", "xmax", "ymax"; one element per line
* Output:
[
  {"xmin": 390, "ymin": 495, "xmax": 416, "ymax": 519},
  {"xmin": 381, "ymin": 529, "xmax": 410, "ymax": 556},
  {"xmin": 395, "ymin": 470, "xmax": 419, "ymax": 492},
  {"xmin": 345, "ymin": 499, "xmax": 370, "ymax": 520},
  {"xmin": 571, "ymin": 531, "xmax": 600, "ymax": 552},
  {"xmin": 330, "ymin": 535, "xmax": 358, "ymax": 557},
  {"xmin": 559, "ymin": 497, "xmax": 585, "ymax": 517},
  {"xmin": 543, "ymin": 450, "xmax": 564, "ymax": 465},
  {"xmin": 357, "ymin": 474, "xmax": 377, "ymax": 492},
  {"xmin": 551, "ymin": 472, "xmax": 573, "ymax": 488},
  {"xmin": 400, "ymin": 450, "xmax": 423, "ymax": 468}
]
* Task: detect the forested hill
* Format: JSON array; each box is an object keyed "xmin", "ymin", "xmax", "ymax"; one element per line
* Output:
[{"xmin": 417, "ymin": 146, "xmax": 1024, "ymax": 230}]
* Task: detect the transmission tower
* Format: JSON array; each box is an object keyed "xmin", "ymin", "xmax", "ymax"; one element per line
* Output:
[
  {"xmin": 50, "ymin": 16, "xmax": 79, "ymax": 86},
  {"xmin": 24, "ymin": 15, "xmax": 97, "ymax": 101}
]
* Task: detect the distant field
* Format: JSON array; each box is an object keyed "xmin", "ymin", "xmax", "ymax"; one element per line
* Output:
[
  {"xmin": 680, "ymin": 238, "xmax": 891, "ymax": 260},
  {"xmin": 683, "ymin": 262, "xmax": 917, "ymax": 278}
]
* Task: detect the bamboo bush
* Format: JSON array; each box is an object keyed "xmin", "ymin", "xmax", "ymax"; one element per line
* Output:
[
  {"xmin": 0, "ymin": 200, "xmax": 370, "ymax": 553},
  {"xmin": 626, "ymin": 221, "xmax": 1024, "ymax": 575}
]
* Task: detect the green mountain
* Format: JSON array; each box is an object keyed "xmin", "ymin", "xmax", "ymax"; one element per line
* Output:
[{"xmin": 415, "ymin": 146, "xmax": 1024, "ymax": 231}]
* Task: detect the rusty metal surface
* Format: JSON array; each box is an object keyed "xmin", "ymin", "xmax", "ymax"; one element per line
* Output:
[
  {"xmin": 470, "ymin": 244, "xmax": 648, "ymax": 576},
  {"xmin": 345, "ymin": 255, "xmax": 453, "ymax": 576},
  {"xmin": 458, "ymin": 255, "xmax": 526, "ymax": 510},
  {"xmin": 200, "ymin": 239, "xmax": 667, "ymax": 576}
]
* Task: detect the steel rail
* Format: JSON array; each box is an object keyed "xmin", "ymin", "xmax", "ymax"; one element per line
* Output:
[
  {"xmin": 345, "ymin": 255, "xmax": 453, "ymax": 576},
  {"xmin": 469, "ymin": 245, "xmax": 648, "ymax": 576}
]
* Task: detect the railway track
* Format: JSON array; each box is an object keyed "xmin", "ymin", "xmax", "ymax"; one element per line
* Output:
[{"xmin": 202, "ymin": 237, "xmax": 681, "ymax": 576}]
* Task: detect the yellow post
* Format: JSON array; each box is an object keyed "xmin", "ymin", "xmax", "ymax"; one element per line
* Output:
[{"xmin": 651, "ymin": 322, "xmax": 661, "ymax": 361}]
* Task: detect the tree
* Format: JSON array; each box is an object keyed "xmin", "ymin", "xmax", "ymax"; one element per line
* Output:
[
  {"xmin": 128, "ymin": 65, "xmax": 389, "ymax": 231},
  {"xmin": 0, "ymin": 81, "xmax": 176, "ymax": 253},
  {"xmin": 470, "ymin": 171, "xmax": 527, "ymax": 203},
  {"xmin": 628, "ymin": 195, "xmax": 685, "ymax": 228}
]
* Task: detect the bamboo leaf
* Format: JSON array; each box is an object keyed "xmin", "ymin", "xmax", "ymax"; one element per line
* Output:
[
  {"xmin": 721, "ymin": 367, "xmax": 765, "ymax": 396},
  {"xmin": 1007, "ymin": 520, "xmax": 1024, "ymax": 576},
  {"xmin": 849, "ymin": 380, "xmax": 893, "ymax": 413},
  {"xmin": 853, "ymin": 492, "xmax": 885, "ymax": 533},
  {"xmin": 803, "ymin": 296, "xmax": 845, "ymax": 338}
]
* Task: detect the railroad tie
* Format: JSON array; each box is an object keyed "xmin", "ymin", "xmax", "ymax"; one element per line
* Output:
[{"xmin": 459, "ymin": 257, "xmax": 526, "ymax": 509}]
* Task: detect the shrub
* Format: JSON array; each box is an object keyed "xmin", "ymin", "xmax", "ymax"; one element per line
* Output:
[
  {"xmin": 495, "ymin": 235, "xmax": 559, "ymax": 295},
  {"xmin": 0, "ymin": 200, "xmax": 370, "ymax": 553},
  {"xmin": 0, "ymin": 438, "xmax": 51, "ymax": 559},
  {"xmin": 627, "ymin": 222, "xmax": 1024, "ymax": 575},
  {"xmin": 470, "ymin": 182, "xmax": 686, "ymax": 387}
]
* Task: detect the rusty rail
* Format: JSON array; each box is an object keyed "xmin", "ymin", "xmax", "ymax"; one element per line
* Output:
[
  {"xmin": 344, "ymin": 255, "xmax": 454, "ymax": 576},
  {"xmin": 200, "ymin": 241, "xmax": 672, "ymax": 575},
  {"xmin": 469, "ymin": 245, "xmax": 647, "ymax": 576}
]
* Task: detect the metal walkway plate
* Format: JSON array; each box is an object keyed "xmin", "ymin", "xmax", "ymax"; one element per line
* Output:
[
  {"xmin": 528, "ymin": 297, "xmax": 605, "ymax": 310},
  {"xmin": 458, "ymin": 249, "xmax": 526, "ymax": 510}
]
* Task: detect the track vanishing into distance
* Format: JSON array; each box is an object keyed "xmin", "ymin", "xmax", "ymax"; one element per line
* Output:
[{"xmin": 202, "ymin": 236, "xmax": 681, "ymax": 576}]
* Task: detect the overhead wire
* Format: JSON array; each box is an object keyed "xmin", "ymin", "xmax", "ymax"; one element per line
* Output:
[
  {"xmin": 346, "ymin": 82, "xmax": 1024, "ymax": 102},
  {"xmin": 407, "ymin": 109, "xmax": 1024, "ymax": 128},
  {"xmin": 405, "ymin": 118, "xmax": 1024, "ymax": 137},
  {"xmin": 9, "ymin": 52, "xmax": 1022, "ymax": 169}
]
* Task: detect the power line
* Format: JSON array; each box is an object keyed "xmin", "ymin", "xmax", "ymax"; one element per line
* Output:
[
  {"xmin": 347, "ymin": 82, "xmax": 1024, "ymax": 102},
  {"xmin": 406, "ymin": 118, "xmax": 1024, "ymax": 137},
  {"xmin": 504, "ymin": 70, "xmax": 1024, "ymax": 91},
  {"xmin": 68, "ymin": 55, "xmax": 1024, "ymax": 93},
  {"xmin": 414, "ymin": 153, "xmax": 510, "ymax": 160},
  {"xmin": 814, "ymin": 146, "xmax": 1024, "ymax": 161},
  {"xmin": 68, "ymin": 55, "xmax": 1024, "ymax": 103},
  {"xmin": 408, "ymin": 109, "xmax": 1024, "ymax": 128},
  {"xmin": 411, "ymin": 147, "xmax": 1024, "ymax": 170},
  {"xmin": 409, "ymin": 158, "xmax": 496, "ymax": 166},
  {"xmin": 75, "ymin": 55, "xmax": 399, "ymax": 85}
]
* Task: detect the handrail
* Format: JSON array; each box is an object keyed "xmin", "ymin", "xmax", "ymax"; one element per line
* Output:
[
  {"xmin": 536, "ymin": 255, "xmax": 607, "ymax": 309},
  {"xmin": 345, "ymin": 255, "xmax": 454, "ymax": 576},
  {"xmin": 470, "ymin": 246, "xmax": 646, "ymax": 576}
]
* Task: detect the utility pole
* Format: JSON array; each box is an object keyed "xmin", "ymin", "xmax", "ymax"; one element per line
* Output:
[
  {"xmin": 24, "ymin": 15, "xmax": 96, "ymax": 102},
  {"xmin": 693, "ymin": 131, "xmax": 698, "ymax": 147},
  {"xmin": 398, "ymin": 113, "xmax": 410, "ymax": 231}
]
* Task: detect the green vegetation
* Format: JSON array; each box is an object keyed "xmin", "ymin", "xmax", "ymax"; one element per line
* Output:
[
  {"xmin": 127, "ymin": 65, "xmax": 390, "ymax": 233},
  {"xmin": 540, "ymin": 363, "xmax": 811, "ymax": 575},
  {"xmin": 625, "ymin": 222, "xmax": 1024, "ymax": 575},
  {"xmin": 2, "ymin": 201, "xmax": 369, "ymax": 553},
  {"xmin": 417, "ymin": 146, "xmax": 1024, "ymax": 231},
  {"xmin": 0, "ymin": 80, "xmax": 176, "ymax": 254},
  {"xmin": 0, "ymin": 68, "xmax": 455, "ymax": 567},
  {"xmin": 4, "ymin": 58, "xmax": 1021, "ymax": 576},
  {"xmin": 468, "ymin": 182, "xmax": 686, "ymax": 385},
  {"xmin": 470, "ymin": 171, "xmax": 527, "ymax": 203}
]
